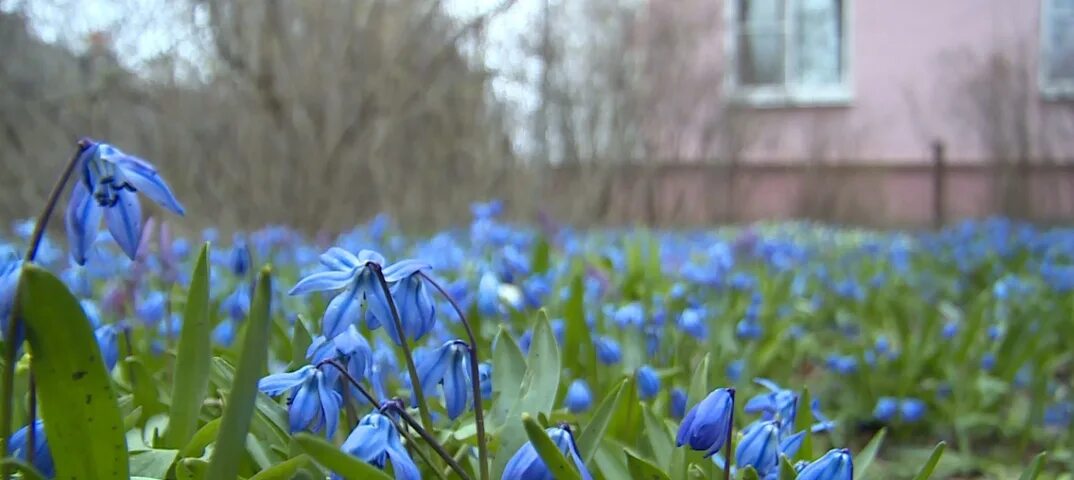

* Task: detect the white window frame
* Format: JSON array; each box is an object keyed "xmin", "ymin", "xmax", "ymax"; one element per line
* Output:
[
  {"xmin": 724, "ymin": 0, "xmax": 853, "ymax": 107},
  {"xmin": 1040, "ymin": 0, "xmax": 1074, "ymax": 100}
]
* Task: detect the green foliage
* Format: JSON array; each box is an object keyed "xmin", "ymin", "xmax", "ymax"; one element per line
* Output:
[{"xmin": 163, "ymin": 243, "xmax": 212, "ymax": 448}]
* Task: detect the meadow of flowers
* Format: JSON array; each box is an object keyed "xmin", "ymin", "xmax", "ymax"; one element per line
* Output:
[{"xmin": 0, "ymin": 140, "xmax": 1068, "ymax": 479}]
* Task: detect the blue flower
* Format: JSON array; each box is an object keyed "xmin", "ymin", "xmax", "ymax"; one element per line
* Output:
[
  {"xmin": 594, "ymin": 336, "xmax": 621, "ymax": 365},
  {"xmin": 477, "ymin": 271, "xmax": 502, "ymax": 316},
  {"xmin": 229, "ymin": 237, "xmax": 251, "ymax": 276},
  {"xmin": 678, "ymin": 307, "xmax": 707, "ymax": 339},
  {"xmin": 9, "ymin": 420, "xmax": 53, "ymax": 478},
  {"xmin": 0, "ymin": 256, "xmax": 22, "ymax": 331},
  {"xmin": 258, "ymin": 365, "xmax": 343, "ymax": 437},
  {"xmin": 900, "ymin": 398, "xmax": 926, "ymax": 422},
  {"xmin": 502, "ymin": 425, "xmax": 592, "ymax": 480},
  {"xmin": 289, "ymin": 248, "xmax": 426, "ymax": 342},
  {"xmin": 670, "ymin": 388, "xmax": 687, "ymax": 419},
  {"xmin": 220, "ymin": 285, "xmax": 250, "ymax": 322},
  {"xmin": 565, "ymin": 379, "xmax": 593, "ymax": 413},
  {"xmin": 796, "ymin": 448, "xmax": 853, "ymax": 480},
  {"xmin": 65, "ymin": 140, "xmax": 184, "ymax": 264},
  {"xmin": 95, "ymin": 324, "xmax": 121, "ymax": 372},
  {"xmin": 80, "ymin": 299, "xmax": 102, "ymax": 328},
  {"xmin": 307, "ymin": 325, "xmax": 373, "ymax": 384},
  {"xmin": 479, "ymin": 363, "xmax": 493, "ymax": 399},
  {"xmin": 385, "ymin": 264, "xmax": 436, "ymax": 344},
  {"xmin": 676, "ymin": 387, "xmax": 735, "ymax": 457},
  {"xmin": 339, "ymin": 411, "xmax": 419, "ymax": 480},
  {"xmin": 416, "ymin": 339, "xmax": 471, "ymax": 419},
  {"xmin": 136, "ymin": 291, "xmax": 167, "ymax": 325},
  {"xmin": 735, "ymin": 421, "xmax": 781, "ymax": 476},
  {"xmin": 636, "ymin": 365, "xmax": 660, "ymax": 400},
  {"xmin": 614, "ymin": 303, "xmax": 644, "ymax": 329},
  {"xmin": 873, "ymin": 397, "xmax": 898, "ymax": 422}
]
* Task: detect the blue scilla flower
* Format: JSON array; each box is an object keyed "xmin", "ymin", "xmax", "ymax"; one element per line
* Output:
[
  {"xmin": 744, "ymin": 379, "xmax": 796, "ymax": 422},
  {"xmin": 981, "ymin": 352, "xmax": 996, "ymax": 371},
  {"xmin": 307, "ymin": 325, "xmax": 373, "ymax": 384},
  {"xmin": 61, "ymin": 264, "xmax": 92, "ymax": 298},
  {"xmin": 873, "ymin": 397, "xmax": 898, "ymax": 422},
  {"xmin": 726, "ymin": 360, "xmax": 745, "ymax": 383},
  {"xmin": 736, "ymin": 319, "xmax": 762, "ymax": 340},
  {"xmin": 80, "ymin": 299, "xmax": 102, "ymax": 328},
  {"xmin": 502, "ymin": 424, "xmax": 592, "ymax": 480},
  {"xmin": 825, "ymin": 355, "xmax": 858, "ymax": 375},
  {"xmin": 477, "ymin": 271, "xmax": 502, "ymax": 316},
  {"xmin": 797, "ymin": 448, "xmax": 853, "ymax": 480},
  {"xmin": 614, "ymin": 303, "xmax": 644, "ymax": 329},
  {"xmin": 9, "ymin": 420, "xmax": 53, "ymax": 478},
  {"xmin": 65, "ymin": 140, "xmax": 184, "ymax": 264},
  {"xmin": 676, "ymin": 387, "xmax": 735, "ymax": 458},
  {"xmin": 338, "ymin": 411, "xmax": 419, "ymax": 480},
  {"xmin": 670, "ymin": 387, "xmax": 687, "ymax": 419},
  {"xmin": 900, "ymin": 398, "xmax": 926, "ymax": 422},
  {"xmin": 212, "ymin": 319, "xmax": 237, "ymax": 346},
  {"xmin": 229, "ymin": 237, "xmax": 251, "ymax": 276},
  {"xmin": 637, "ymin": 365, "xmax": 660, "ymax": 400},
  {"xmin": 416, "ymin": 339, "xmax": 471, "ymax": 420},
  {"xmin": 734, "ymin": 420, "xmax": 804, "ymax": 477},
  {"xmin": 95, "ymin": 324, "xmax": 121, "ymax": 372},
  {"xmin": 479, "ymin": 363, "xmax": 493, "ymax": 400},
  {"xmin": 0, "ymin": 256, "xmax": 22, "ymax": 328},
  {"xmin": 565, "ymin": 379, "xmax": 593, "ymax": 413},
  {"xmin": 941, "ymin": 321, "xmax": 959, "ymax": 339},
  {"xmin": 678, "ymin": 307, "xmax": 707, "ymax": 339},
  {"xmin": 289, "ymin": 248, "xmax": 425, "ymax": 342},
  {"xmin": 383, "ymin": 266, "xmax": 436, "ymax": 345},
  {"xmin": 258, "ymin": 365, "xmax": 343, "ymax": 437},
  {"xmin": 137, "ymin": 291, "xmax": 167, "ymax": 325},
  {"xmin": 594, "ymin": 336, "xmax": 621, "ymax": 365},
  {"xmin": 221, "ymin": 285, "xmax": 250, "ymax": 322}
]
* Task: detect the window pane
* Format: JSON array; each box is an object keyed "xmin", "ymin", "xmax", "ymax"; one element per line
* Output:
[
  {"xmin": 794, "ymin": 0, "xmax": 842, "ymax": 86},
  {"xmin": 739, "ymin": 32, "xmax": 786, "ymax": 86},
  {"xmin": 1047, "ymin": 7, "xmax": 1074, "ymax": 82}
]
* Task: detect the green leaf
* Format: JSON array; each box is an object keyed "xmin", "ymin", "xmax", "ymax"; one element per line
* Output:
[
  {"xmin": 624, "ymin": 448, "xmax": 671, "ymax": 480},
  {"xmin": 207, "ymin": 267, "xmax": 273, "ymax": 480},
  {"xmin": 532, "ymin": 236, "xmax": 551, "ymax": 275},
  {"xmin": 1018, "ymin": 452, "xmax": 1047, "ymax": 480},
  {"xmin": 577, "ymin": 377, "xmax": 627, "ymax": 464},
  {"xmin": 641, "ymin": 403, "xmax": 674, "ymax": 470},
  {"xmin": 294, "ymin": 433, "xmax": 392, "ymax": 480},
  {"xmin": 489, "ymin": 327, "xmax": 526, "ymax": 427},
  {"xmin": 740, "ymin": 466, "xmax": 761, "ymax": 480},
  {"xmin": 0, "ymin": 458, "xmax": 46, "ymax": 480},
  {"xmin": 522, "ymin": 414, "xmax": 582, "ymax": 480},
  {"xmin": 687, "ymin": 354, "xmax": 711, "ymax": 409},
  {"xmin": 493, "ymin": 312, "xmax": 562, "ymax": 478},
  {"xmin": 248, "ymin": 454, "xmax": 310, "ymax": 480},
  {"xmin": 563, "ymin": 273, "xmax": 594, "ymax": 378},
  {"xmin": 130, "ymin": 449, "xmax": 179, "ymax": 478},
  {"xmin": 911, "ymin": 441, "xmax": 946, "ymax": 480},
  {"xmin": 852, "ymin": 428, "xmax": 886, "ymax": 480},
  {"xmin": 779, "ymin": 454, "xmax": 798, "ymax": 479},
  {"xmin": 290, "ymin": 316, "xmax": 313, "ymax": 369},
  {"xmin": 163, "ymin": 243, "xmax": 212, "ymax": 448},
  {"xmin": 16, "ymin": 264, "xmax": 129, "ymax": 479},
  {"xmin": 176, "ymin": 458, "xmax": 208, "ymax": 480},
  {"xmin": 793, "ymin": 387, "xmax": 813, "ymax": 461},
  {"xmin": 178, "ymin": 418, "xmax": 220, "ymax": 460},
  {"xmin": 594, "ymin": 441, "xmax": 631, "ymax": 480}
]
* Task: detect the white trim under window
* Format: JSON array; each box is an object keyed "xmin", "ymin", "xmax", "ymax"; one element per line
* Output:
[
  {"xmin": 1041, "ymin": 0, "xmax": 1074, "ymax": 100},
  {"xmin": 725, "ymin": 0, "xmax": 852, "ymax": 107}
]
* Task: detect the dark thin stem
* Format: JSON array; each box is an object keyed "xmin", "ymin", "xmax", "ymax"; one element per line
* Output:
[
  {"xmin": 419, "ymin": 271, "xmax": 490, "ymax": 480},
  {"xmin": 724, "ymin": 389, "xmax": 735, "ymax": 480},
  {"xmin": 318, "ymin": 360, "xmax": 472, "ymax": 480},
  {"xmin": 393, "ymin": 415, "xmax": 449, "ymax": 480},
  {"xmin": 1, "ymin": 141, "xmax": 87, "ymax": 479},
  {"xmin": 368, "ymin": 264, "xmax": 434, "ymax": 431}
]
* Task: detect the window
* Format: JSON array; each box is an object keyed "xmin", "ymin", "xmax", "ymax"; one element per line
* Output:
[
  {"xmin": 1041, "ymin": 0, "xmax": 1074, "ymax": 99},
  {"xmin": 727, "ymin": 0, "xmax": 850, "ymax": 106}
]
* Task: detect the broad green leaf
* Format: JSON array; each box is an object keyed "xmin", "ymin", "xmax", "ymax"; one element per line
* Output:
[
  {"xmin": 290, "ymin": 316, "xmax": 313, "ymax": 368},
  {"xmin": 740, "ymin": 466, "xmax": 761, "ymax": 480},
  {"xmin": 130, "ymin": 449, "xmax": 179, "ymax": 478},
  {"xmin": 522, "ymin": 414, "xmax": 582, "ymax": 480},
  {"xmin": 0, "ymin": 458, "xmax": 46, "ymax": 480},
  {"xmin": 911, "ymin": 441, "xmax": 946, "ymax": 480},
  {"xmin": 793, "ymin": 387, "xmax": 813, "ymax": 461},
  {"xmin": 594, "ymin": 441, "xmax": 630, "ymax": 480},
  {"xmin": 532, "ymin": 236, "xmax": 551, "ymax": 274},
  {"xmin": 248, "ymin": 454, "xmax": 310, "ymax": 480},
  {"xmin": 641, "ymin": 403, "xmax": 674, "ymax": 470},
  {"xmin": 489, "ymin": 327, "xmax": 526, "ymax": 427},
  {"xmin": 577, "ymin": 377, "xmax": 627, "ymax": 464},
  {"xmin": 624, "ymin": 448, "xmax": 671, "ymax": 480},
  {"xmin": 1018, "ymin": 452, "xmax": 1047, "ymax": 480},
  {"xmin": 206, "ymin": 267, "xmax": 273, "ymax": 480},
  {"xmin": 779, "ymin": 454, "xmax": 798, "ymax": 479},
  {"xmin": 178, "ymin": 418, "xmax": 220, "ymax": 460},
  {"xmin": 687, "ymin": 354, "xmax": 711, "ymax": 409},
  {"xmin": 294, "ymin": 433, "xmax": 392, "ymax": 480},
  {"xmin": 493, "ymin": 312, "xmax": 562, "ymax": 478},
  {"xmin": 208, "ymin": 357, "xmax": 290, "ymax": 448},
  {"xmin": 563, "ymin": 273, "xmax": 594, "ymax": 379},
  {"xmin": 852, "ymin": 428, "xmax": 886, "ymax": 480},
  {"xmin": 176, "ymin": 458, "xmax": 208, "ymax": 480},
  {"xmin": 16, "ymin": 265, "xmax": 128, "ymax": 479},
  {"xmin": 163, "ymin": 243, "xmax": 212, "ymax": 448}
]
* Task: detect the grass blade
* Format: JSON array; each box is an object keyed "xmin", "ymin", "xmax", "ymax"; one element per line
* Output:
[
  {"xmin": 163, "ymin": 243, "xmax": 212, "ymax": 448},
  {"xmin": 911, "ymin": 441, "xmax": 946, "ymax": 480}
]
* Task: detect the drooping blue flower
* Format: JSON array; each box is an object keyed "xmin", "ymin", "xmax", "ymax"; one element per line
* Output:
[
  {"xmin": 796, "ymin": 448, "xmax": 853, "ymax": 480},
  {"xmin": 383, "ymin": 264, "xmax": 436, "ymax": 344},
  {"xmin": 678, "ymin": 307, "xmax": 707, "ymax": 339},
  {"xmin": 477, "ymin": 271, "xmax": 502, "ymax": 316},
  {"xmin": 136, "ymin": 291, "xmax": 167, "ymax": 325},
  {"xmin": 95, "ymin": 324, "xmax": 121, "ymax": 371},
  {"xmin": 9, "ymin": 420, "xmax": 53, "ymax": 478},
  {"xmin": 502, "ymin": 425, "xmax": 593, "ymax": 480},
  {"xmin": 726, "ymin": 360, "xmax": 745, "ymax": 383},
  {"xmin": 735, "ymin": 421, "xmax": 781, "ymax": 476},
  {"xmin": 594, "ymin": 336, "xmax": 621, "ymax": 365},
  {"xmin": 258, "ymin": 365, "xmax": 343, "ymax": 437},
  {"xmin": 637, "ymin": 365, "xmax": 661, "ymax": 400},
  {"xmin": 676, "ymin": 387, "xmax": 735, "ymax": 458},
  {"xmin": 307, "ymin": 325, "xmax": 373, "ymax": 385},
  {"xmin": 479, "ymin": 363, "xmax": 493, "ymax": 399},
  {"xmin": 220, "ymin": 285, "xmax": 251, "ymax": 322},
  {"xmin": 289, "ymin": 248, "xmax": 426, "ymax": 343},
  {"xmin": 416, "ymin": 339, "xmax": 471, "ymax": 419},
  {"xmin": 565, "ymin": 379, "xmax": 593, "ymax": 413},
  {"xmin": 670, "ymin": 387, "xmax": 688, "ymax": 419},
  {"xmin": 0, "ymin": 256, "xmax": 22, "ymax": 333},
  {"xmin": 338, "ymin": 411, "xmax": 419, "ymax": 480},
  {"xmin": 229, "ymin": 237, "xmax": 251, "ymax": 276},
  {"xmin": 980, "ymin": 352, "xmax": 996, "ymax": 371},
  {"xmin": 212, "ymin": 319, "xmax": 237, "ymax": 346},
  {"xmin": 614, "ymin": 303, "xmax": 644, "ymax": 329},
  {"xmin": 873, "ymin": 397, "xmax": 898, "ymax": 422},
  {"xmin": 900, "ymin": 398, "xmax": 926, "ymax": 422},
  {"xmin": 65, "ymin": 140, "xmax": 184, "ymax": 264}
]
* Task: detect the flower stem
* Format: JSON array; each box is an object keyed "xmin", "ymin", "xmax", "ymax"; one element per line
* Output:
[
  {"xmin": 724, "ymin": 389, "xmax": 735, "ymax": 480},
  {"xmin": 420, "ymin": 271, "xmax": 490, "ymax": 480},
  {"xmin": 368, "ymin": 264, "xmax": 435, "ymax": 432},
  {"xmin": 318, "ymin": 360, "xmax": 472, "ymax": 480},
  {"xmin": 1, "ymin": 141, "xmax": 87, "ymax": 479}
]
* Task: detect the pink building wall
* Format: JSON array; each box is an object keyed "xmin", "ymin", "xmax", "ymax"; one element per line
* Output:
[{"xmin": 645, "ymin": 0, "xmax": 1074, "ymax": 164}]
